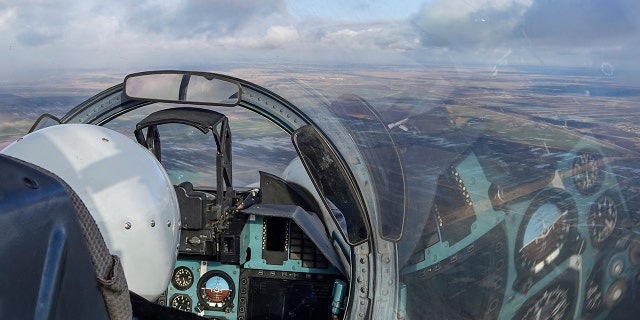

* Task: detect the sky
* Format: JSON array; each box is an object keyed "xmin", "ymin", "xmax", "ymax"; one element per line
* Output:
[{"xmin": 0, "ymin": 0, "xmax": 639, "ymax": 82}]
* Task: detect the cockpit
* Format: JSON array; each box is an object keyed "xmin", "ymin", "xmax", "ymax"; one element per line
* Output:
[
  {"xmin": 2, "ymin": 71, "xmax": 358, "ymax": 319},
  {"xmin": 2, "ymin": 69, "xmax": 640, "ymax": 320},
  {"xmin": 128, "ymin": 105, "xmax": 349, "ymax": 319}
]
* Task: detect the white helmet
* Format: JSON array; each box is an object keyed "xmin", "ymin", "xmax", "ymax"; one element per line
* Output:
[{"xmin": 1, "ymin": 124, "xmax": 180, "ymax": 301}]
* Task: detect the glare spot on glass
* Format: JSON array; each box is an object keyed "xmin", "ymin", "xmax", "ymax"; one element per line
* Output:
[{"xmin": 601, "ymin": 62, "xmax": 614, "ymax": 76}]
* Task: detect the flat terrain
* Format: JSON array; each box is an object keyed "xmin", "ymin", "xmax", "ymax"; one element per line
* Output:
[{"xmin": 2, "ymin": 65, "xmax": 639, "ymax": 152}]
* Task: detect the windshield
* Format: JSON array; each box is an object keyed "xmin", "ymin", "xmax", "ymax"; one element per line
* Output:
[
  {"xmin": 246, "ymin": 60, "xmax": 640, "ymax": 318},
  {"xmin": 103, "ymin": 103, "xmax": 297, "ymax": 188}
]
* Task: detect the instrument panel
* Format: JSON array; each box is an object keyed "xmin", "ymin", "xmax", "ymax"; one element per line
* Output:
[
  {"xmin": 237, "ymin": 269, "xmax": 341, "ymax": 320},
  {"xmin": 159, "ymin": 213, "xmax": 344, "ymax": 319},
  {"xmin": 160, "ymin": 261, "xmax": 240, "ymax": 318},
  {"xmin": 402, "ymin": 137, "xmax": 640, "ymax": 319}
]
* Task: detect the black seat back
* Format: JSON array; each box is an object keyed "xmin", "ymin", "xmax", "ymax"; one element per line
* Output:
[{"xmin": 0, "ymin": 154, "xmax": 131, "ymax": 320}]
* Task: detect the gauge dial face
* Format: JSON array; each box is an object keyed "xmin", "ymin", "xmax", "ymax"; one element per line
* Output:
[
  {"xmin": 572, "ymin": 150, "xmax": 604, "ymax": 195},
  {"xmin": 197, "ymin": 271, "xmax": 235, "ymax": 310},
  {"xmin": 584, "ymin": 278, "xmax": 603, "ymax": 313},
  {"xmin": 604, "ymin": 279, "xmax": 627, "ymax": 307},
  {"xmin": 519, "ymin": 202, "xmax": 571, "ymax": 274},
  {"xmin": 171, "ymin": 266, "xmax": 194, "ymax": 291},
  {"xmin": 170, "ymin": 294, "xmax": 192, "ymax": 312},
  {"xmin": 520, "ymin": 203, "xmax": 568, "ymax": 265},
  {"xmin": 204, "ymin": 275, "xmax": 231, "ymax": 305},
  {"xmin": 588, "ymin": 195, "xmax": 618, "ymax": 245},
  {"xmin": 521, "ymin": 285, "xmax": 571, "ymax": 320},
  {"xmin": 514, "ymin": 189, "xmax": 577, "ymax": 292}
]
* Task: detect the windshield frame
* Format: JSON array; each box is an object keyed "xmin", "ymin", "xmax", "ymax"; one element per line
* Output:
[{"xmin": 58, "ymin": 71, "xmax": 378, "ymax": 245}]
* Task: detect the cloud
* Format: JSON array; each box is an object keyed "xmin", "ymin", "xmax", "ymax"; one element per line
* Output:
[
  {"xmin": 1, "ymin": 0, "xmax": 639, "ymax": 73},
  {"xmin": 212, "ymin": 25, "xmax": 301, "ymax": 49},
  {"xmin": 315, "ymin": 22, "xmax": 420, "ymax": 53},
  {"xmin": 16, "ymin": 28, "xmax": 61, "ymax": 47},
  {"xmin": 117, "ymin": 0, "xmax": 288, "ymax": 39},
  {"xmin": 3, "ymin": 2, "xmax": 75, "ymax": 47},
  {"xmin": 0, "ymin": 1, "xmax": 437, "ymax": 71},
  {"xmin": 521, "ymin": 0, "xmax": 640, "ymax": 47},
  {"xmin": 2, "ymin": 0, "xmax": 291, "ymax": 49},
  {"xmin": 411, "ymin": 0, "xmax": 533, "ymax": 48},
  {"xmin": 261, "ymin": 25, "xmax": 301, "ymax": 48},
  {"xmin": 410, "ymin": 0, "xmax": 640, "ymax": 50},
  {"xmin": 0, "ymin": 7, "xmax": 16, "ymax": 30},
  {"xmin": 403, "ymin": 0, "xmax": 640, "ymax": 69}
]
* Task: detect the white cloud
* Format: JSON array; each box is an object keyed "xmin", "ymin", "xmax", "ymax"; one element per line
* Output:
[
  {"xmin": 521, "ymin": 0, "xmax": 639, "ymax": 47},
  {"xmin": 402, "ymin": 0, "xmax": 640, "ymax": 69},
  {"xmin": 261, "ymin": 25, "xmax": 301, "ymax": 48},
  {"xmin": 0, "ymin": 7, "xmax": 16, "ymax": 30},
  {"xmin": 0, "ymin": 0, "xmax": 639, "ymax": 74},
  {"xmin": 205, "ymin": 25, "xmax": 301, "ymax": 50},
  {"xmin": 411, "ymin": 0, "xmax": 533, "ymax": 48},
  {"xmin": 323, "ymin": 29, "xmax": 359, "ymax": 40},
  {"xmin": 316, "ymin": 23, "xmax": 420, "ymax": 54}
]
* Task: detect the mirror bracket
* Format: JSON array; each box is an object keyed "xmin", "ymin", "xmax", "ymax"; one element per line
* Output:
[{"xmin": 29, "ymin": 114, "xmax": 62, "ymax": 133}]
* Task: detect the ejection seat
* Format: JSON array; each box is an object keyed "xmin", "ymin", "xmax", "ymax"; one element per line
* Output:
[{"xmin": 0, "ymin": 154, "xmax": 130, "ymax": 320}]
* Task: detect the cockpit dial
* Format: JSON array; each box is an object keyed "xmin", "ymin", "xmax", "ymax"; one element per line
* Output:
[
  {"xmin": 520, "ymin": 201, "xmax": 571, "ymax": 274},
  {"xmin": 572, "ymin": 150, "xmax": 604, "ymax": 195},
  {"xmin": 588, "ymin": 195, "xmax": 618, "ymax": 246},
  {"xmin": 172, "ymin": 266, "xmax": 195, "ymax": 291},
  {"xmin": 584, "ymin": 278, "xmax": 603, "ymax": 314},
  {"xmin": 196, "ymin": 271, "xmax": 235, "ymax": 311},
  {"xmin": 520, "ymin": 203, "xmax": 569, "ymax": 272},
  {"xmin": 520, "ymin": 284, "xmax": 571, "ymax": 320},
  {"xmin": 170, "ymin": 294, "xmax": 193, "ymax": 313},
  {"xmin": 514, "ymin": 189, "xmax": 578, "ymax": 292}
]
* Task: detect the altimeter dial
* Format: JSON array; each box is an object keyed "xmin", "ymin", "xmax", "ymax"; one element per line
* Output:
[
  {"xmin": 572, "ymin": 150, "xmax": 604, "ymax": 195},
  {"xmin": 513, "ymin": 189, "xmax": 578, "ymax": 292},
  {"xmin": 521, "ymin": 285, "xmax": 571, "ymax": 320},
  {"xmin": 171, "ymin": 266, "xmax": 194, "ymax": 291},
  {"xmin": 588, "ymin": 195, "xmax": 618, "ymax": 245},
  {"xmin": 170, "ymin": 294, "xmax": 192, "ymax": 312},
  {"xmin": 520, "ymin": 203, "xmax": 568, "ymax": 267}
]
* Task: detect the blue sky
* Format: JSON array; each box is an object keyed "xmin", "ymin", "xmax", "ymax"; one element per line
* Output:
[
  {"xmin": 286, "ymin": 0, "xmax": 426, "ymax": 21},
  {"xmin": 0, "ymin": 0, "xmax": 638, "ymax": 82}
]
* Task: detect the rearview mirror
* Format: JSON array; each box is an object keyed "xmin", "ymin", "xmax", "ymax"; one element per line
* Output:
[{"xmin": 124, "ymin": 71, "xmax": 241, "ymax": 106}]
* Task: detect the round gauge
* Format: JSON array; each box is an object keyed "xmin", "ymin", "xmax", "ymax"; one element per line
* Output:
[
  {"xmin": 588, "ymin": 195, "xmax": 618, "ymax": 245},
  {"xmin": 196, "ymin": 271, "xmax": 235, "ymax": 310},
  {"xmin": 171, "ymin": 266, "xmax": 194, "ymax": 291},
  {"xmin": 170, "ymin": 294, "xmax": 192, "ymax": 312},
  {"xmin": 584, "ymin": 278, "xmax": 603, "ymax": 313},
  {"xmin": 629, "ymin": 240, "xmax": 640, "ymax": 266},
  {"xmin": 515, "ymin": 189, "xmax": 577, "ymax": 282},
  {"xmin": 521, "ymin": 284, "xmax": 571, "ymax": 320},
  {"xmin": 521, "ymin": 203, "xmax": 566, "ymax": 262},
  {"xmin": 604, "ymin": 279, "xmax": 627, "ymax": 307},
  {"xmin": 571, "ymin": 150, "xmax": 604, "ymax": 195}
]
